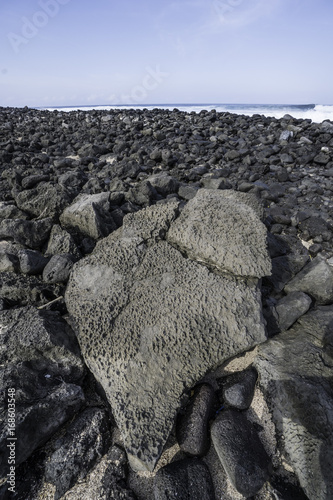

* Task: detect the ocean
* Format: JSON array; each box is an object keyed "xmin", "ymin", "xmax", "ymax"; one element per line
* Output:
[{"xmin": 41, "ymin": 103, "xmax": 333, "ymax": 123}]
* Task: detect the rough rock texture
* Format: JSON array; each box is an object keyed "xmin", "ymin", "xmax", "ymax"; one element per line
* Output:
[
  {"xmin": 274, "ymin": 291, "xmax": 312, "ymax": 331},
  {"xmin": 0, "ymin": 306, "xmax": 85, "ymax": 476},
  {"xmin": 284, "ymin": 255, "xmax": 333, "ymax": 304},
  {"xmin": 255, "ymin": 306, "xmax": 333, "ymax": 500},
  {"xmin": 45, "ymin": 408, "xmax": 112, "ymax": 499},
  {"xmin": 211, "ymin": 409, "xmax": 270, "ymax": 497},
  {"xmin": 167, "ymin": 189, "xmax": 271, "ymax": 278},
  {"xmin": 65, "ymin": 191, "xmax": 270, "ymax": 472},
  {"xmin": 154, "ymin": 458, "xmax": 215, "ymax": 500},
  {"xmin": 217, "ymin": 367, "xmax": 257, "ymax": 410},
  {"xmin": 0, "ymin": 218, "xmax": 53, "ymax": 249}
]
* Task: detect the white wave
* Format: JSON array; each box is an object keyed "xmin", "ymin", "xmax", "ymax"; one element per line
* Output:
[{"xmin": 44, "ymin": 103, "xmax": 333, "ymax": 123}]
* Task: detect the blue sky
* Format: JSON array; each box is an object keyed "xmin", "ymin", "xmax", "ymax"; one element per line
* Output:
[{"xmin": 0, "ymin": 0, "xmax": 332, "ymax": 107}]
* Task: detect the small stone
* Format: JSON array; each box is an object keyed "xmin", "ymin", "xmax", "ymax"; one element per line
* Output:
[
  {"xmin": 284, "ymin": 255, "xmax": 333, "ymax": 305},
  {"xmin": 275, "ymin": 291, "xmax": 312, "ymax": 331},
  {"xmin": 217, "ymin": 367, "xmax": 257, "ymax": 410},
  {"xmin": 211, "ymin": 409, "xmax": 270, "ymax": 497},
  {"xmin": 176, "ymin": 383, "xmax": 215, "ymax": 456},
  {"xmin": 18, "ymin": 249, "xmax": 49, "ymax": 275},
  {"xmin": 43, "ymin": 254, "xmax": 74, "ymax": 284}
]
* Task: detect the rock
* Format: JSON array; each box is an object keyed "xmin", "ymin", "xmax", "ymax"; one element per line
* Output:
[
  {"xmin": 60, "ymin": 192, "xmax": 117, "ymax": 239},
  {"xmin": 0, "ymin": 202, "xmax": 28, "ymax": 221},
  {"xmin": 18, "ymin": 249, "xmax": 49, "ymax": 275},
  {"xmin": 314, "ymin": 153, "xmax": 330, "ymax": 165},
  {"xmin": 178, "ymin": 184, "xmax": 199, "ymax": 200},
  {"xmin": 210, "ymin": 409, "xmax": 270, "ymax": 497},
  {"xmin": 255, "ymin": 306, "xmax": 333, "ymax": 500},
  {"xmin": 43, "ymin": 253, "xmax": 74, "ymax": 284},
  {"xmin": 176, "ymin": 384, "xmax": 215, "ymax": 456},
  {"xmin": 65, "ymin": 197, "xmax": 268, "ymax": 472},
  {"xmin": 284, "ymin": 255, "xmax": 333, "ymax": 304},
  {"xmin": 15, "ymin": 183, "xmax": 74, "ymax": 218},
  {"xmin": 0, "ymin": 272, "xmax": 63, "ymax": 306},
  {"xmin": 0, "ymin": 306, "xmax": 85, "ymax": 476},
  {"xmin": 274, "ymin": 291, "xmax": 312, "ymax": 331},
  {"xmin": 0, "ymin": 218, "xmax": 53, "ymax": 249},
  {"xmin": 154, "ymin": 458, "xmax": 215, "ymax": 500},
  {"xmin": 280, "ymin": 130, "xmax": 293, "ymax": 142},
  {"xmin": 44, "ymin": 224, "xmax": 82, "ymax": 259},
  {"xmin": 266, "ymin": 254, "xmax": 309, "ymax": 292},
  {"xmin": 299, "ymin": 216, "xmax": 328, "ymax": 239},
  {"xmin": 98, "ymin": 446, "xmax": 138, "ymax": 500},
  {"xmin": 0, "ymin": 251, "xmax": 19, "ymax": 273},
  {"xmin": 217, "ymin": 367, "xmax": 257, "ymax": 410},
  {"xmin": 200, "ymin": 178, "xmax": 231, "ymax": 190},
  {"xmin": 21, "ymin": 174, "xmax": 50, "ymax": 189},
  {"xmin": 45, "ymin": 408, "xmax": 112, "ymax": 499},
  {"xmin": 146, "ymin": 173, "xmax": 179, "ymax": 196},
  {"xmin": 167, "ymin": 189, "xmax": 271, "ymax": 278}
]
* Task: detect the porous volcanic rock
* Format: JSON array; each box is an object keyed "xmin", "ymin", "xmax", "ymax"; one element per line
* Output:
[
  {"xmin": 255, "ymin": 306, "xmax": 333, "ymax": 500},
  {"xmin": 65, "ymin": 190, "xmax": 270, "ymax": 472}
]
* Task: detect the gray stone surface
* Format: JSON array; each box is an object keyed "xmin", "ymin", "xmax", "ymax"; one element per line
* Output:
[
  {"xmin": 275, "ymin": 291, "xmax": 312, "ymax": 331},
  {"xmin": 45, "ymin": 408, "xmax": 112, "ymax": 499},
  {"xmin": 0, "ymin": 218, "xmax": 53, "ymax": 249},
  {"xmin": 42, "ymin": 253, "xmax": 74, "ymax": 284},
  {"xmin": 154, "ymin": 458, "xmax": 215, "ymax": 500},
  {"xmin": 217, "ymin": 367, "xmax": 257, "ymax": 410},
  {"xmin": 284, "ymin": 255, "xmax": 333, "ymax": 304},
  {"xmin": 65, "ymin": 194, "xmax": 269, "ymax": 472},
  {"xmin": 15, "ymin": 183, "xmax": 74, "ymax": 218},
  {"xmin": 210, "ymin": 409, "xmax": 270, "ymax": 497},
  {"xmin": 167, "ymin": 189, "xmax": 271, "ymax": 278},
  {"xmin": 44, "ymin": 224, "xmax": 82, "ymax": 260},
  {"xmin": 255, "ymin": 306, "xmax": 333, "ymax": 500},
  {"xmin": 0, "ymin": 306, "xmax": 85, "ymax": 476},
  {"xmin": 60, "ymin": 192, "xmax": 117, "ymax": 239},
  {"xmin": 18, "ymin": 249, "xmax": 49, "ymax": 275}
]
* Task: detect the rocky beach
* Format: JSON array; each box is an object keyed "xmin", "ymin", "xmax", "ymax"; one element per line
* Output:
[{"xmin": 0, "ymin": 105, "xmax": 332, "ymax": 500}]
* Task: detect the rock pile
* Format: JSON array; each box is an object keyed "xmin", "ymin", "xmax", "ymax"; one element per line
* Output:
[{"xmin": 0, "ymin": 106, "xmax": 332, "ymax": 499}]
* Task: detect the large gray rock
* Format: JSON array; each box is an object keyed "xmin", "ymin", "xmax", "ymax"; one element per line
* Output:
[
  {"xmin": 65, "ymin": 193, "xmax": 270, "ymax": 472},
  {"xmin": 255, "ymin": 306, "xmax": 333, "ymax": 500},
  {"xmin": 60, "ymin": 192, "xmax": 117, "ymax": 239},
  {"xmin": 15, "ymin": 183, "xmax": 74, "ymax": 218},
  {"xmin": 167, "ymin": 189, "xmax": 271, "ymax": 278},
  {"xmin": 0, "ymin": 307, "xmax": 85, "ymax": 476}
]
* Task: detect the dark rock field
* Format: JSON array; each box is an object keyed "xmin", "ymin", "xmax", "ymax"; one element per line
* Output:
[{"xmin": 0, "ymin": 106, "xmax": 332, "ymax": 500}]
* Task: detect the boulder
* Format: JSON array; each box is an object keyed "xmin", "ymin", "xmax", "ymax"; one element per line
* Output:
[
  {"xmin": 60, "ymin": 192, "xmax": 117, "ymax": 239},
  {"xmin": 44, "ymin": 224, "xmax": 81, "ymax": 260},
  {"xmin": 167, "ymin": 189, "xmax": 270, "ymax": 278},
  {"xmin": 65, "ymin": 192, "xmax": 270, "ymax": 472},
  {"xmin": 255, "ymin": 306, "xmax": 333, "ymax": 500}
]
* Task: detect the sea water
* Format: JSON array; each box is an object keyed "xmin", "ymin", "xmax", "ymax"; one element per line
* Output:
[{"xmin": 42, "ymin": 103, "xmax": 333, "ymax": 124}]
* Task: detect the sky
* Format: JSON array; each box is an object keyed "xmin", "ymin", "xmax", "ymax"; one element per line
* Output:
[{"xmin": 0, "ymin": 0, "xmax": 332, "ymax": 107}]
